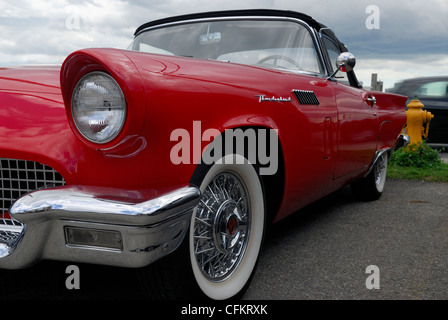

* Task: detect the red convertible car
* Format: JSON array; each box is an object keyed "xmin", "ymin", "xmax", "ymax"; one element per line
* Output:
[{"xmin": 0, "ymin": 9, "xmax": 407, "ymax": 299}]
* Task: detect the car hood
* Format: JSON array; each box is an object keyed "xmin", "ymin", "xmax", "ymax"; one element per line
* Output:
[
  {"xmin": 0, "ymin": 65, "xmax": 81, "ymax": 178},
  {"xmin": 0, "ymin": 65, "xmax": 62, "ymax": 95}
]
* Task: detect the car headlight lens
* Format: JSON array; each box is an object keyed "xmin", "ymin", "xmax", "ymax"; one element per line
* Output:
[{"xmin": 71, "ymin": 72, "xmax": 127, "ymax": 144}]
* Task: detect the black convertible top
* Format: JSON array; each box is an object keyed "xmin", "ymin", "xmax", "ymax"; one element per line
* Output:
[{"xmin": 134, "ymin": 9, "xmax": 326, "ymax": 36}]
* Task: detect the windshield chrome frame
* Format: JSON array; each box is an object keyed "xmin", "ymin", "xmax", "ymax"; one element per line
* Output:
[{"xmin": 133, "ymin": 16, "xmax": 330, "ymax": 77}]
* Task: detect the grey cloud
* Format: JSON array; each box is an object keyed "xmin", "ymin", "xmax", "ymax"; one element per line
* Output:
[{"xmin": 1, "ymin": 0, "xmax": 447, "ymax": 87}]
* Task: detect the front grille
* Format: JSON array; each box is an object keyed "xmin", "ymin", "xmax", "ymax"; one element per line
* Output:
[{"xmin": 0, "ymin": 158, "xmax": 66, "ymax": 226}]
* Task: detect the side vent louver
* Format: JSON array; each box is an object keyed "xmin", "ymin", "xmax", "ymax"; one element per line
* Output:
[{"xmin": 292, "ymin": 89, "xmax": 320, "ymax": 105}]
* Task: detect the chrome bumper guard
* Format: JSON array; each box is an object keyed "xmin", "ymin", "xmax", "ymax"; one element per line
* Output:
[
  {"xmin": 395, "ymin": 133, "xmax": 410, "ymax": 150},
  {"xmin": 0, "ymin": 185, "xmax": 200, "ymax": 269}
]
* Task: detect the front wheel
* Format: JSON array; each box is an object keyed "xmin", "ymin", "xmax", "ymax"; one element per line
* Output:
[
  {"xmin": 351, "ymin": 151, "xmax": 388, "ymax": 201},
  {"xmin": 189, "ymin": 154, "xmax": 265, "ymax": 300},
  {"xmin": 139, "ymin": 154, "xmax": 265, "ymax": 300}
]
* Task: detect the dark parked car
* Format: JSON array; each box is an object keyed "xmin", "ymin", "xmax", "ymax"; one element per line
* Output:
[{"xmin": 391, "ymin": 76, "xmax": 448, "ymax": 145}]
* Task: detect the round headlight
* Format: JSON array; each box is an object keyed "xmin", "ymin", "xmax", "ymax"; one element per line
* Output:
[{"xmin": 71, "ymin": 72, "xmax": 127, "ymax": 144}]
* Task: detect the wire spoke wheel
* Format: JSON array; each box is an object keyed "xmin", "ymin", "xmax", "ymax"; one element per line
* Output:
[
  {"xmin": 193, "ymin": 171, "xmax": 250, "ymax": 281},
  {"xmin": 373, "ymin": 152, "xmax": 387, "ymax": 193},
  {"xmin": 139, "ymin": 154, "xmax": 265, "ymax": 300},
  {"xmin": 189, "ymin": 154, "xmax": 265, "ymax": 300},
  {"xmin": 351, "ymin": 151, "xmax": 389, "ymax": 201}
]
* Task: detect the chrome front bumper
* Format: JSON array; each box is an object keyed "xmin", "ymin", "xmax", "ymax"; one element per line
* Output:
[{"xmin": 0, "ymin": 185, "xmax": 200, "ymax": 269}]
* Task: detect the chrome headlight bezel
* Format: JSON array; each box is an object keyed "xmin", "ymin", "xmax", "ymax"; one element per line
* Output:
[{"xmin": 71, "ymin": 71, "xmax": 127, "ymax": 144}]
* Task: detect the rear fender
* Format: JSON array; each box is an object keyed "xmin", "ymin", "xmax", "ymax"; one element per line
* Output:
[{"xmin": 374, "ymin": 92, "xmax": 408, "ymax": 151}]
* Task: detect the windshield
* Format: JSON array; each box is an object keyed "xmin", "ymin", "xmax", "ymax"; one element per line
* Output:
[{"xmin": 130, "ymin": 19, "xmax": 324, "ymax": 74}]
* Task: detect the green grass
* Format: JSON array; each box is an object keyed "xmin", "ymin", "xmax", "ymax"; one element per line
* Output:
[
  {"xmin": 387, "ymin": 162, "xmax": 448, "ymax": 182},
  {"xmin": 387, "ymin": 141, "xmax": 448, "ymax": 182}
]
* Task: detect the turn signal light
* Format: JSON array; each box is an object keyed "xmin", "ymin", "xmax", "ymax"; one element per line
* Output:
[{"xmin": 65, "ymin": 227, "xmax": 122, "ymax": 251}]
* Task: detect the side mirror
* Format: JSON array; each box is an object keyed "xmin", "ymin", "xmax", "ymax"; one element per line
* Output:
[
  {"xmin": 328, "ymin": 52, "xmax": 356, "ymax": 79},
  {"xmin": 336, "ymin": 52, "xmax": 356, "ymax": 72}
]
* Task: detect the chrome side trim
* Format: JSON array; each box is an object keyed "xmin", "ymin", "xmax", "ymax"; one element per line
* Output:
[
  {"xmin": 366, "ymin": 133, "xmax": 410, "ymax": 178},
  {"xmin": 365, "ymin": 148, "xmax": 390, "ymax": 178}
]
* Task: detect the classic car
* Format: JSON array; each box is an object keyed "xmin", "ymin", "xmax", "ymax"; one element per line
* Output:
[
  {"xmin": 0, "ymin": 9, "xmax": 408, "ymax": 300},
  {"xmin": 390, "ymin": 76, "xmax": 448, "ymax": 145}
]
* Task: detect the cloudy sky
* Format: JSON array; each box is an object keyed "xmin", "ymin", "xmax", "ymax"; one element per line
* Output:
[{"xmin": 1, "ymin": 0, "xmax": 447, "ymax": 90}]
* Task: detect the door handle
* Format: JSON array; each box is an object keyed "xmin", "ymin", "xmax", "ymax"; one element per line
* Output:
[{"xmin": 366, "ymin": 95, "xmax": 376, "ymax": 106}]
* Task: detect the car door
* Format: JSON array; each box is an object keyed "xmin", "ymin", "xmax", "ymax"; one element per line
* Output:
[
  {"xmin": 321, "ymin": 34, "xmax": 378, "ymax": 179},
  {"xmin": 331, "ymin": 82, "xmax": 378, "ymax": 178}
]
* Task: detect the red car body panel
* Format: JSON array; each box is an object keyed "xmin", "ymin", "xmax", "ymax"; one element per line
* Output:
[
  {"xmin": 0, "ymin": 66, "xmax": 78, "ymax": 180},
  {"xmin": 1, "ymin": 48, "xmax": 407, "ymax": 223}
]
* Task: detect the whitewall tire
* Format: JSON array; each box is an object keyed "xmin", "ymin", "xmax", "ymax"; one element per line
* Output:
[
  {"xmin": 351, "ymin": 151, "xmax": 388, "ymax": 201},
  {"xmin": 189, "ymin": 154, "xmax": 265, "ymax": 300}
]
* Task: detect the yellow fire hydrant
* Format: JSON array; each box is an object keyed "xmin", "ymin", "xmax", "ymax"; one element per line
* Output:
[{"xmin": 405, "ymin": 98, "xmax": 434, "ymax": 144}]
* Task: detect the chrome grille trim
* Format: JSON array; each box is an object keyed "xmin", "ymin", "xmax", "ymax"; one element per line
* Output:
[{"xmin": 0, "ymin": 158, "xmax": 65, "ymax": 225}]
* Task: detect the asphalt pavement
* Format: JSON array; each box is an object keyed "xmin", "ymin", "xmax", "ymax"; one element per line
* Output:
[
  {"xmin": 244, "ymin": 178, "xmax": 448, "ymax": 300},
  {"xmin": 0, "ymin": 179, "xmax": 447, "ymax": 301}
]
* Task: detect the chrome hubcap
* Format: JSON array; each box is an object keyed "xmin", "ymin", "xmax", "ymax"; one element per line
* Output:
[
  {"xmin": 193, "ymin": 172, "xmax": 250, "ymax": 281},
  {"xmin": 213, "ymin": 200, "xmax": 242, "ymax": 253}
]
